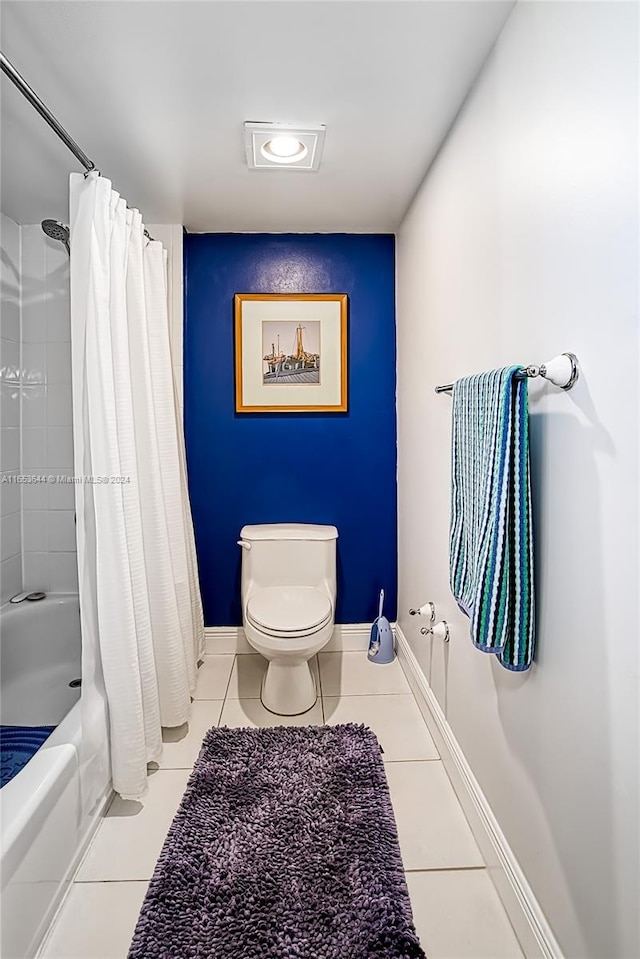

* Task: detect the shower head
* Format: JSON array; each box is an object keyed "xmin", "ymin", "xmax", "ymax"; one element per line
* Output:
[{"xmin": 41, "ymin": 219, "xmax": 70, "ymax": 254}]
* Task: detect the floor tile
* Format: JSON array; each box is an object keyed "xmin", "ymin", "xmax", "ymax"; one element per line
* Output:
[
  {"xmin": 37, "ymin": 675, "xmax": 509, "ymax": 959},
  {"xmin": 76, "ymin": 769, "xmax": 190, "ymax": 881},
  {"xmin": 323, "ymin": 694, "xmax": 439, "ymax": 761},
  {"xmin": 386, "ymin": 762, "xmax": 483, "ymax": 870},
  {"xmin": 158, "ymin": 700, "xmax": 223, "ymax": 769},
  {"xmin": 318, "ymin": 651, "xmax": 411, "ymax": 697},
  {"xmin": 219, "ymin": 697, "xmax": 324, "ymax": 728},
  {"xmin": 226, "ymin": 654, "xmax": 319, "ymax": 699},
  {"xmin": 406, "ymin": 869, "xmax": 523, "ymax": 958},
  {"xmin": 225, "ymin": 653, "xmax": 267, "ymax": 698},
  {"xmin": 38, "ymin": 881, "xmax": 148, "ymax": 959},
  {"xmin": 192, "ymin": 654, "xmax": 234, "ymax": 700}
]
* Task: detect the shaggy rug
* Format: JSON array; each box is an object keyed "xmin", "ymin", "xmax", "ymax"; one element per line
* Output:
[{"xmin": 129, "ymin": 724, "xmax": 425, "ymax": 958}]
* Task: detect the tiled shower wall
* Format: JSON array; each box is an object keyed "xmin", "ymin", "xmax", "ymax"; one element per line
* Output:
[
  {"xmin": 1, "ymin": 215, "xmax": 22, "ymax": 602},
  {"xmin": 0, "ymin": 214, "xmax": 77, "ymax": 602},
  {"xmin": 1, "ymin": 218, "xmax": 182, "ymax": 605},
  {"xmin": 20, "ymin": 223, "xmax": 76, "ymax": 594}
]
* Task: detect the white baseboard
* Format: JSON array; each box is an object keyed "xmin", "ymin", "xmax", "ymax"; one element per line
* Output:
[
  {"xmin": 204, "ymin": 626, "xmax": 252, "ymax": 654},
  {"xmin": 325, "ymin": 623, "xmax": 372, "ymax": 651},
  {"xmin": 204, "ymin": 623, "xmax": 373, "ymax": 655},
  {"xmin": 395, "ymin": 625, "xmax": 563, "ymax": 959}
]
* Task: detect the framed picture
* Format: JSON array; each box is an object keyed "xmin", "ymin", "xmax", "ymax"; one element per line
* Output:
[{"xmin": 234, "ymin": 293, "xmax": 348, "ymax": 413}]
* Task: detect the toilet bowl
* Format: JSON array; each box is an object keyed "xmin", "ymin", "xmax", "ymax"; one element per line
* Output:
[{"xmin": 238, "ymin": 524, "xmax": 338, "ymax": 715}]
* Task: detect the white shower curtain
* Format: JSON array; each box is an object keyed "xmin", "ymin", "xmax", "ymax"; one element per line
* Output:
[{"xmin": 69, "ymin": 172, "xmax": 204, "ymax": 803}]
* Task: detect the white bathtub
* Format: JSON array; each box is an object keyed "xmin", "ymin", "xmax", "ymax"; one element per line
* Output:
[{"xmin": 0, "ymin": 594, "xmax": 108, "ymax": 959}]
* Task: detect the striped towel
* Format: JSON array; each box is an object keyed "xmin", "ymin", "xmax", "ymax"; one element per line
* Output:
[{"xmin": 449, "ymin": 367, "xmax": 535, "ymax": 671}]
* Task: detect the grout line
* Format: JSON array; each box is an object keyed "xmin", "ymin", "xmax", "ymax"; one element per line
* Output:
[
  {"xmin": 220, "ymin": 696, "xmax": 261, "ymax": 702},
  {"xmin": 383, "ymin": 758, "xmax": 441, "ymax": 763},
  {"xmin": 73, "ymin": 877, "xmax": 151, "ymax": 884},
  {"xmin": 319, "ymin": 650, "xmax": 403, "ymax": 656},
  {"xmin": 404, "ymin": 865, "xmax": 487, "ymax": 873},
  {"xmin": 220, "ymin": 655, "xmax": 236, "ymax": 709},
  {"xmin": 384, "ymin": 758, "xmax": 446, "ymax": 765},
  {"xmin": 151, "ymin": 763, "xmax": 201, "ymax": 770},
  {"xmin": 316, "ymin": 654, "xmax": 326, "ymax": 723},
  {"xmin": 314, "ymin": 690, "xmax": 413, "ymax": 697},
  {"xmin": 321, "ymin": 692, "xmax": 422, "ymax": 701}
]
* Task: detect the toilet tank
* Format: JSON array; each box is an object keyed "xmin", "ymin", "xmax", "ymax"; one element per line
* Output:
[{"xmin": 239, "ymin": 524, "xmax": 338, "ymax": 601}]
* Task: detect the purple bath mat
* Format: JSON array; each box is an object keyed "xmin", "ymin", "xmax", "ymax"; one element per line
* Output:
[{"xmin": 129, "ymin": 724, "xmax": 425, "ymax": 958}]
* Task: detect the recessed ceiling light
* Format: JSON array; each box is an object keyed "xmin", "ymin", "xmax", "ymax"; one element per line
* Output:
[
  {"xmin": 261, "ymin": 136, "xmax": 308, "ymax": 163},
  {"xmin": 244, "ymin": 122, "xmax": 325, "ymax": 172}
]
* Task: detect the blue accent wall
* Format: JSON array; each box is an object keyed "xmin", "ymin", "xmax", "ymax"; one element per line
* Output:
[{"xmin": 184, "ymin": 233, "xmax": 396, "ymax": 626}]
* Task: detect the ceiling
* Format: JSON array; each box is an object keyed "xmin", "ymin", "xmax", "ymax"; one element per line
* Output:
[{"xmin": 1, "ymin": 1, "xmax": 514, "ymax": 232}]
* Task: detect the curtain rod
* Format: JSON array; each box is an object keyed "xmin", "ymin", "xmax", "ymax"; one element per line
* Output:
[
  {"xmin": 1, "ymin": 50, "xmax": 155, "ymax": 241},
  {"xmin": 1, "ymin": 51, "xmax": 96, "ymax": 173}
]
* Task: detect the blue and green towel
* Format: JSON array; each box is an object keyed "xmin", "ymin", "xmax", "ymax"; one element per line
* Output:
[{"xmin": 450, "ymin": 366, "xmax": 535, "ymax": 671}]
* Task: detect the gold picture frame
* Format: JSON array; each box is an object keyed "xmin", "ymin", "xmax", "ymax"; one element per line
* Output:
[{"xmin": 234, "ymin": 293, "xmax": 348, "ymax": 413}]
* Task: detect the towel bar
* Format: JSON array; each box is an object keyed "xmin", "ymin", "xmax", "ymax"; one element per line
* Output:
[{"xmin": 435, "ymin": 352, "xmax": 579, "ymax": 394}]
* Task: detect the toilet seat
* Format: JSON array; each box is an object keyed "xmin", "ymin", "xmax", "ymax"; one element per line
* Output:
[{"xmin": 246, "ymin": 586, "xmax": 332, "ymax": 639}]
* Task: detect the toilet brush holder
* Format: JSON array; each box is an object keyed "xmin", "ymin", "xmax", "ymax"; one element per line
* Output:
[{"xmin": 368, "ymin": 589, "xmax": 395, "ymax": 664}]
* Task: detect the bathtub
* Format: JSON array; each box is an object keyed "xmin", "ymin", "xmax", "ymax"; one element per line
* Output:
[{"xmin": 0, "ymin": 594, "xmax": 109, "ymax": 959}]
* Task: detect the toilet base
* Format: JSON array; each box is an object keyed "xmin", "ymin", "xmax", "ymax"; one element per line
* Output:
[{"xmin": 261, "ymin": 660, "xmax": 317, "ymax": 716}]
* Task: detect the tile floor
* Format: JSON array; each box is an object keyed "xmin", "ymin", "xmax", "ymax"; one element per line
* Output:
[{"xmin": 38, "ymin": 651, "xmax": 524, "ymax": 959}]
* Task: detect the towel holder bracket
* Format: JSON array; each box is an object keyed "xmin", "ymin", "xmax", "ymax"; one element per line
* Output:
[
  {"xmin": 409, "ymin": 602, "xmax": 436, "ymax": 623},
  {"xmin": 538, "ymin": 352, "xmax": 579, "ymax": 390},
  {"xmin": 421, "ymin": 621, "xmax": 450, "ymax": 643}
]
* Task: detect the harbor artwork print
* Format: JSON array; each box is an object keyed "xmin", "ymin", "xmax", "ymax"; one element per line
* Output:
[
  {"xmin": 235, "ymin": 293, "xmax": 347, "ymax": 413},
  {"xmin": 262, "ymin": 321, "xmax": 321, "ymax": 385}
]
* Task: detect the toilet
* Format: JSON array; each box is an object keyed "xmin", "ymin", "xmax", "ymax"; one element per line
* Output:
[{"xmin": 238, "ymin": 523, "xmax": 338, "ymax": 715}]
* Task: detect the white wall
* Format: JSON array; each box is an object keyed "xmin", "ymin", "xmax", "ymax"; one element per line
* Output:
[{"xmin": 396, "ymin": 4, "xmax": 638, "ymax": 958}]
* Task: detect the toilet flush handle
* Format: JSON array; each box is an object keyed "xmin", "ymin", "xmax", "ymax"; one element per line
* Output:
[{"xmin": 237, "ymin": 540, "xmax": 252, "ymax": 551}]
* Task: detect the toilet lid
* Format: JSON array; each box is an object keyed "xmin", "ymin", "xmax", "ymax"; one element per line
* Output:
[{"xmin": 246, "ymin": 587, "xmax": 332, "ymax": 634}]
